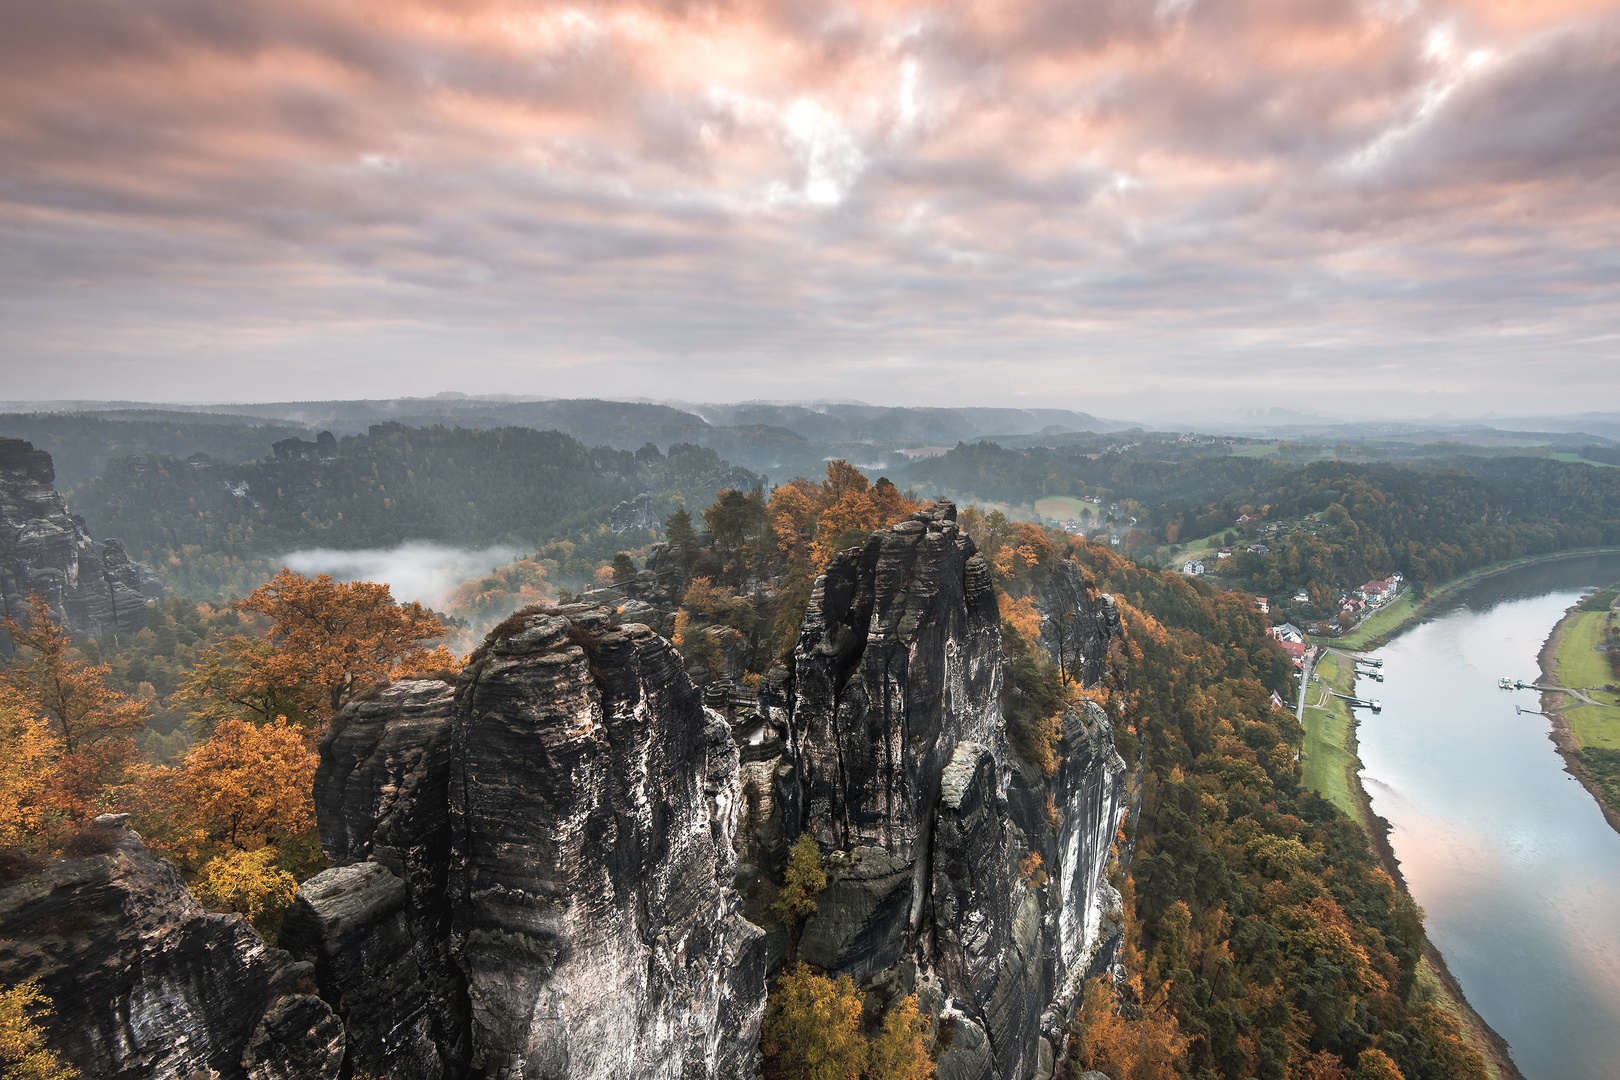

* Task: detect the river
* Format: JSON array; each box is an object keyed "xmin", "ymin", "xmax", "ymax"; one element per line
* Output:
[{"xmin": 1353, "ymin": 554, "xmax": 1620, "ymax": 1080}]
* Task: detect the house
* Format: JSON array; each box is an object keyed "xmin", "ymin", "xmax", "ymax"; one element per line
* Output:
[
  {"xmin": 1270, "ymin": 622, "xmax": 1304, "ymax": 644},
  {"xmin": 1358, "ymin": 579, "xmax": 1395, "ymax": 604},
  {"xmin": 1217, "ymin": 547, "xmax": 1233, "ymax": 560},
  {"xmin": 1247, "ymin": 544, "xmax": 1270, "ymax": 555},
  {"xmin": 1270, "ymin": 690, "xmax": 1287, "ymax": 711},
  {"xmin": 1256, "ymin": 596, "xmax": 1269, "ymax": 614},
  {"xmin": 1279, "ymin": 639, "xmax": 1307, "ymax": 667},
  {"xmin": 1183, "ymin": 560, "xmax": 1206, "ymax": 576},
  {"xmin": 1293, "ymin": 589, "xmax": 1309, "ymax": 603}
]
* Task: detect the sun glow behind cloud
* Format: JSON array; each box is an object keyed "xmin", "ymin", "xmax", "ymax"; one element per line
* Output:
[{"xmin": 0, "ymin": 0, "xmax": 1615, "ymax": 414}]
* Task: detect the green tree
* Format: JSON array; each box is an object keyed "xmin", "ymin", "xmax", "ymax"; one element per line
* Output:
[{"xmin": 665, "ymin": 506, "xmax": 700, "ymax": 568}]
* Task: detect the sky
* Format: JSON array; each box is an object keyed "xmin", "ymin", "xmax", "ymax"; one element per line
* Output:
[{"xmin": 0, "ymin": 0, "xmax": 1616, "ymax": 418}]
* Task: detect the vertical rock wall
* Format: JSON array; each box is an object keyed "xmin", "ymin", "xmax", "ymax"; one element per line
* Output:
[
  {"xmin": 0, "ymin": 438, "xmax": 155, "ymax": 650},
  {"xmin": 784, "ymin": 500, "xmax": 1127, "ymax": 1080}
]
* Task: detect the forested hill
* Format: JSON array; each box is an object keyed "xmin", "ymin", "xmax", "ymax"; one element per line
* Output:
[
  {"xmin": 66, "ymin": 423, "xmax": 760, "ymax": 599},
  {"xmin": 0, "ymin": 413, "xmax": 318, "ymax": 489},
  {"xmin": 909, "ymin": 443, "xmax": 1620, "ymax": 629}
]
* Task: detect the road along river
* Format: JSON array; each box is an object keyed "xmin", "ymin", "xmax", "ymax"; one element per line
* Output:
[{"xmin": 1353, "ymin": 554, "xmax": 1620, "ymax": 1080}]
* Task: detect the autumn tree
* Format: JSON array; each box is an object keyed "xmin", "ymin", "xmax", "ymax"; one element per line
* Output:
[
  {"xmin": 773, "ymin": 833, "xmax": 827, "ymax": 926},
  {"xmin": 221, "ymin": 569, "xmax": 450, "ymax": 726},
  {"xmin": 866, "ymin": 994, "xmax": 934, "ymax": 1080},
  {"xmin": 175, "ymin": 635, "xmax": 307, "ymax": 733},
  {"xmin": 443, "ymin": 557, "xmax": 554, "ymax": 630},
  {"xmin": 191, "ymin": 846, "xmax": 299, "ymax": 939},
  {"xmin": 170, "ymin": 716, "xmax": 317, "ymax": 857},
  {"xmin": 1071, "ymin": 974, "xmax": 1188, "ymax": 1080},
  {"xmin": 3, "ymin": 594, "xmax": 147, "ymax": 753},
  {"xmin": 0, "ymin": 691, "xmax": 65, "ymax": 851},
  {"xmin": 762, "ymin": 965, "xmax": 865, "ymax": 1080},
  {"xmin": 0, "ymin": 980, "xmax": 79, "ymax": 1080},
  {"xmin": 1351, "ymin": 1048, "xmax": 1407, "ymax": 1080}
]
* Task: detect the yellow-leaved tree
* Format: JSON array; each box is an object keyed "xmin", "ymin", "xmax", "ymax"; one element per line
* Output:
[
  {"xmin": 762, "ymin": 965, "xmax": 936, "ymax": 1080},
  {"xmin": 190, "ymin": 847, "xmax": 299, "ymax": 938},
  {"xmin": 0, "ymin": 687, "xmax": 62, "ymax": 849},
  {"xmin": 0, "ymin": 979, "xmax": 79, "ymax": 1080}
]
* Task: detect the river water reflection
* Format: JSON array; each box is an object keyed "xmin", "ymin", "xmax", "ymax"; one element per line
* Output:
[{"xmin": 1355, "ymin": 554, "xmax": 1620, "ymax": 1080}]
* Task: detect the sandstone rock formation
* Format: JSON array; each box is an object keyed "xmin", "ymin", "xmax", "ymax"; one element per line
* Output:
[
  {"xmin": 0, "ymin": 437, "xmax": 160, "ymax": 652},
  {"xmin": 761, "ymin": 499, "xmax": 1127, "ymax": 1080},
  {"xmin": 0, "ymin": 499, "xmax": 1124, "ymax": 1080},
  {"xmin": 288, "ymin": 611, "xmax": 767, "ymax": 1079},
  {"xmin": 0, "ymin": 819, "xmax": 342, "ymax": 1080},
  {"xmin": 609, "ymin": 492, "xmax": 659, "ymax": 532}
]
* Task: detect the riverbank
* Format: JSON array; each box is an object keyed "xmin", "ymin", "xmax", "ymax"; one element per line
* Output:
[
  {"xmin": 1538, "ymin": 588, "xmax": 1620, "ymax": 838},
  {"xmin": 1301, "ymin": 649, "xmax": 1526, "ymax": 1080},
  {"xmin": 1310, "ymin": 547, "xmax": 1620, "ymax": 651}
]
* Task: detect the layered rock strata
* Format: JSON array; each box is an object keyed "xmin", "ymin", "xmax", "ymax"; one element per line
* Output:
[
  {"xmin": 0, "ymin": 819, "xmax": 342, "ymax": 1080},
  {"xmin": 0, "ymin": 438, "xmax": 158, "ymax": 651},
  {"xmin": 4, "ymin": 498, "xmax": 1125, "ymax": 1080},
  {"xmin": 775, "ymin": 500, "xmax": 1128, "ymax": 1080},
  {"xmin": 295, "ymin": 611, "xmax": 767, "ymax": 1080}
]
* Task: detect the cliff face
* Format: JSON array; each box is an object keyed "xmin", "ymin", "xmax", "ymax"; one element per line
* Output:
[
  {"xmin": 773, "ymin": 501, "xmax": 1127, "ymax": 1080},
  {"xmin": 446, "ymin": 607, "xmax": 765, "ymax": 1079},
  {"xmin": 287, "ymin": 610, "xmax": 766, "ymax": 1080},
  {"xmin": 3, "ymin": 500, "xmax": 1123, "ymax": 1080},
  {"xmin": 0, "ymin": 438, "xmax": 159, "ymax": 650},
  {"xmin": 0, "ymin": 820, "xmax": 343, "ymax": 1080}
]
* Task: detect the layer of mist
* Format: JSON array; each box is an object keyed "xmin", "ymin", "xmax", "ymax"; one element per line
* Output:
[{"xmin": 281, "ymin": 542, "xmax": 523, "ymax": 607}]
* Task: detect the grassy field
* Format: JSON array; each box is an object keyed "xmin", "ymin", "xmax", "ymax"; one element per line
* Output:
[
  {"xmin": 1550, "ymin": 452, "xmax": 1619, "ymax": 468},
  {"xmin": 1301, "ymin": 652, "xmax": 1362, "ymax": 817},
  {"xmin": 1033, "ymin": 495, "xmax": 1089, "ymax": 520},
  {"xmin": 1553, "ymin": 607, "xmax": 1620, "ymax": 749},
  {"xmin": 1229, "ymin": 443, "xmax": 1279, "ymax": 458}
]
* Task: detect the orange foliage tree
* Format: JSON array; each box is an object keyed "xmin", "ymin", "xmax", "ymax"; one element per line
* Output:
[
  {"xmin": 763, "ymin": 964, "xmax": 866, "ymax": 1080},
  {"xmin": 3, "ymin": 594, "xmax": 148, "ymax": 753},
  {"xmin": 170, "ymin": 716, "xmax": 317, "ymax": 857},
  {"xmin": 192, "ymin": 569, "xmax": 454, "ymax": 729},
  {"xmin": 1072, "ymin": 973, "xmax": 1189, "ymax": 1080},
  {"xmin": 2, "ymin": 595, "xmax": 148, "ymax": 829},
  {"xmin": 0, "ymin": 687, "xmax": 62, "ymax": 848},
  {"xmin": 443, "ymin": 557, "xmax": 554, "ymax": 630}
]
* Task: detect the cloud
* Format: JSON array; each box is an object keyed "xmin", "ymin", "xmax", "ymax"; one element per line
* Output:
[
  {"xmin": 0, "ymin": 0, "xmax": 1615, "ymax": 415},
  {"xmin": 281, "ymin": 542, "xmax": 523, "ymax": 607}
]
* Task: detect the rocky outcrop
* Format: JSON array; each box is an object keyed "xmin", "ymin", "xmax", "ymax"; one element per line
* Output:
[
  {"xmin": 288, "ymin": 613, "xmax": 767, "ymax": 1080},
  {"xmin": 788, "ymin": 501, "xmax": 1003, "ymax": 861},
  {"xmin": 271, "ymin": 430, "xmax": 339, "ymax": 462},
  {"xmin": 4, "ymin": 497, "xmax": 1123, "ymax": 1080},
  {"xmin": 610, "ymin": 492, "xmax": 659, "ymax": 532},
  {"xmin": 0, "ymin": 438, "xmax": 159, "ymax": 651},
  {"xmin": 776, "ymin": 500, "xmax": 1127, "ymax": 1080},
  {"xmin": 0, "ymin": 820, "xmax": 341, "ymax": 1080},
  {"xmin": 448, "ymin": 607, "xmax": 765, "ymax": 1079}
]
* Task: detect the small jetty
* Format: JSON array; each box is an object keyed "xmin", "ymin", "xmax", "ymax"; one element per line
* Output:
[
  {"xmin": 1499, "ymin": 677, "xmax": 1560, "ymax": 692},
  {"xmin": 1329, "ymin": 690, "xmax": 1382, "ymax": 712}
]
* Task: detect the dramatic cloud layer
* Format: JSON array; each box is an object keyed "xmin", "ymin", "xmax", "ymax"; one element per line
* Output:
[{"xmin": 0, "ymin": 0, "xmax": 1615, "ymax": 415}]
